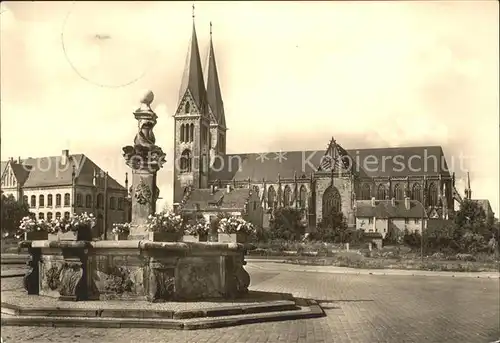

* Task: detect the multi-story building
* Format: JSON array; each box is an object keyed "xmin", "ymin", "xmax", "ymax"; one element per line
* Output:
[
  {"xmin": 1, "ymin": 150, "xmax": 130, "ymax": 238},
  {"xmin": 171, "ymin": 16, "xmax": 464, "ymax": 231}
]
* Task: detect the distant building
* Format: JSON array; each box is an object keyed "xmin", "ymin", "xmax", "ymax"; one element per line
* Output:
[
  {"xmin": 180, "ymin": 184, "xmax": 263, "ymax": 228},
  {"xmin": 171, "ymin": 16, "xmax": 460, "ymax": 231},
  {"xmin": 355, "ymin": 197, "xmax": 427, "ymax": 248},
  {"xmin": 1, "ymin": 150, "xmax": 129, "ymax": 238}
]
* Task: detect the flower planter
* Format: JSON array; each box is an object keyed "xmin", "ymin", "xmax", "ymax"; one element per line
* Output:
[
  {"xmin": 217, "ymin": 233, "xmax": 247, "ymax": 244},
  {"xmin": 114, "ymin": 233, "xmax": 128, "ymax": 241},
  {"xmin": 147, "ymin": 232, "xmax": 180, "ymax": 242},
  {"xmin": 182, "ymin": 234, "xmax": 208, "ymax": 243},
  {"xmin": 24, "ymin": 231, "xmax": 48, "ymax": 241},
  {"xmin": 48, "ymin": 228, "xmax": 93, "ymax": 241}
]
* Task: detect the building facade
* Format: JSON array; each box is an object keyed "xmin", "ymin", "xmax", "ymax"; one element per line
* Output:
[
  {"xmin": 173, "ymin": 17, "xmax": 464, "ymax": 230},
  {"xmin": 1, "ymin": 150, "xmax": 130, "ymax": 237}
]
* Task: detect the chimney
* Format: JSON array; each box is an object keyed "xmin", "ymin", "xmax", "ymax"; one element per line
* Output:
[
  {"xmin": 61, "ymin": 149, "xmax": 69, "ymax": 166},
  {"xmin": 404, "ymin": 197, "xmax": 410, "ymax": 210},
  {"xmin": 226, "ymin": 184, "xmax": 232, "ymax": 193},
  {"xmin": 391, "ymin": 197, "xmax": 396, "ymax": 207},
  {"xmin": 371, "ymin": 197, "xmax": 376, "ymax": 207}
]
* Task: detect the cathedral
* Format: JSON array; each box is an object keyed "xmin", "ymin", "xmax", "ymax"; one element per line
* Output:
[{"xmin": 172, "ymin": 17, "xmax": 464, "ymax": 229}]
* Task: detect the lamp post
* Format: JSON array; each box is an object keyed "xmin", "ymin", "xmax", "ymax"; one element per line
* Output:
[{"xmin": 103, "ymin": 171, "xmax": 109, "ymax": 240}]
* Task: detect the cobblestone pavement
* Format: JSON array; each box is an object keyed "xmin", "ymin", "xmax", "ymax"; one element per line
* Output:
[{"xmin": 1, "ymin": 263, "xmax": 499, "ymax": 343}]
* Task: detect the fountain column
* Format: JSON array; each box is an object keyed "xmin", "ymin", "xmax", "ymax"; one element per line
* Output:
[{"xmin": 122, "ymin": 91, "xmax": 166, "ymax": 240}]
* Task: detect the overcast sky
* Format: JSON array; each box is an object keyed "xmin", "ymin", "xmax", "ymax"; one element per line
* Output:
[{"xmin": 1, "ymin": 1, "xmax": 498, "ymax": 214}]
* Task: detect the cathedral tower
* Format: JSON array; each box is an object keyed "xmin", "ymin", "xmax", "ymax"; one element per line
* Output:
[
  {"xmin": 205, "ymin": 22, "xmax": 227, "ymax": 161},
  {"xmin": 173, "ymin": 8, "xmax": 211, "ymax": 205}
]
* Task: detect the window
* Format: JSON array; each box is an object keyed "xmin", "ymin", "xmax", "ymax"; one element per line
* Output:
[
  {"xmin": 298, "ymin": 185, "xmax": 307, "ymax": 208},
  {"xmin": 117, "ymin": 198, "xmax": 124, "ymax": 210},
  {"xmin": 412, "ymin": 183, "xmax": 422, "ymax": 203},
  {"xmin": 23, "ymin": 195, "xmax": 28, "ymax": 205},
  {"xmin": 185, "ymin": 101, "xmax": 190, "ymax": 114},
  {"xmin": 47, "ymin": 212, "xmax": 53, "ymax": 221},
  {"xmin": 64, "ymin": 212, "xmax": 70, "ymax": 220},
  {"xmin": 64, "ymin": 193, "xmax": 70, "ymax": 206},
  {"xmin": 55, "ymin": 212, "xmax": 61, "ymax": 220},
  {"xmin": 47, "ymin": 194, "xmax": 53, "ymax": 207},
  {"xmin": 283, "ymin": 186, "xmax": 291, "ymax": 207},
  {"xmin": 180, "ymin": 123, "xmax": 193, "ymax": 143},
  {"xmin": 428, "ymin": 183, "xmax": 438, "ymax": 207},
  {"xmin": 39, "ymin": 195, "xmax": 45, "ymax": 207},
  {"xmin": 368, "ymin": 218, "xmax": 373, "ymax": 224},
  {"xmin": 361, "ymin": 184, "xmax": 371, "ymax": 200},
  {"xmin": 393, "ymin": 184, "xmax": 403, "ymax": 200},
  {"xmin": 414, "ymin": 219, "xmax": 420, "ymax": 224},
  {"xmin": 322, "ymin": 186, "xmax": 341, "ymax": 215},
  {"xmin": 85, "ymin": 194, "xmax": 92, "ymax": 208},
  {"xmin": 39, "ymin": 212, "xmax": 44, "ymax": 220},
  {"xmin": 96, "ymin": 194, "xmax": 103, "ymax": 209},
  {"xmin": 109, "ymin": 197, "xmax": 116, "ymax": 210},
  {"xmin": 56, "ymin": 194, "xmax": 61, "ymax": 207},
  {"xmin": 76, "ymin": 193, "xmax": 82, "ymax": 207},
  {"xmin": 180, "ymin": 150, "xmax": 192, "ymax": 173},
  {"xmin": 377, "ymin": 184, "xmax": 387, "ymax": 200},
  {"xmin": 30, "ymin": 195, "xmax": 36, "ymax": 207},
  {"xmin": 267, "ymin": 186, "xmax": 276, "ymax": 209},
  {"xmin": 405, "ymin": 218, "xmax": 409, "ymax": 224}
]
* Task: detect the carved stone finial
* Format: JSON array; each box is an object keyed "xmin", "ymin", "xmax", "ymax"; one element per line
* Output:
[{"xmin": 140, "ymin": 90, "xmax": 154, "ymax": 106}]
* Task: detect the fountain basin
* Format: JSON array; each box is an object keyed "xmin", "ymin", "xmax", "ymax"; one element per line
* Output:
[{"xmin": 19, "ymin": 240, "xmax": 251, "ymax": 302}]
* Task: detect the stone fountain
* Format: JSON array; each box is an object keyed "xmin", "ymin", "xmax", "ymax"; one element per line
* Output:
[{"xmin": 20, "ymin": 91, "xmax": 251, "ymax": 302}]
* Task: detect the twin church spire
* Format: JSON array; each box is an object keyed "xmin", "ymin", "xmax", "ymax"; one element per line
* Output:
[{"xmin": 177, "ymin": 6, "xmax": 226, "ymax": 129}]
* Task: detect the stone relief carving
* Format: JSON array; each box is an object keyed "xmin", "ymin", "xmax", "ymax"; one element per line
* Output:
[
  {"xmin": 135, "ymin": 179, "xmax": 151, "ymax": 205},
  {"xmin": 59, "ymin": 261, "xmax": 84, "ymax": 300},
  {"xmin": 147, "ymin": 261, "xmax": 176, "ymax": 302},
  {"xmin": 46, "ymin": 264, "xmax": 62, "ymax": 291}
]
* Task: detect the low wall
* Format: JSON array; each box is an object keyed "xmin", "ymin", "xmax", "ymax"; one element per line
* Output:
[{"xmin": 19, "ymin": 240, "xmax": 251, "ymax": 302}]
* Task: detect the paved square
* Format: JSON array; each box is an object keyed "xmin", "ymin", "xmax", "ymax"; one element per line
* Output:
[{"xmin": 1, "ymin": 262, "xmax": 499, "ymax": 343}]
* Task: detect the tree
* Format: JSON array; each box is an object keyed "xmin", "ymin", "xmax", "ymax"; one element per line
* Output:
[
  {"xmin": 314, "ymin": 211, "xmax": 348, "ymax": 243},
  {"xmin": 268, "ymin": 207, "xmax": 306, "ymax": 241},
  {"xmin": 453, "ymin": 199, "xmax": 491, "ymax": 253},
  {"xmin": 1, "ymin": 194, "xmax": 31, "ymax": 237}
]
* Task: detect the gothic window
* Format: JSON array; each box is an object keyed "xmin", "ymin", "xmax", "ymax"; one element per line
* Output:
[
  {"xmin": 428, "ymin": 182, "xmax": 438, "ymax": 207},
  {"xmin": 393, "ymin": 184, "xmax": 403, "ymax": 200},
  {"xmin": 377, "ymin": 184, "xmax": 387, "ymax": 200},
  {"xmin": 76, "ymin": 193, "xmax": 82, "ymax": 207},
  {"xmin": 298, "ymin": 185, "xmax": 308, "ymax": 208},
  {"xmin": 110, "ymin": 197, "xmax": 116, "ymax": 210},
  {"xmin": 322, "ymin": 186, "xmax": 341, "ymax": 215},
  {"xmin": 64, "ymin": 211, "xmax": 70, "ymax": 220},
  {"xmin": 189, "ymin": 124, "xmax": 194, "ymax": 142},
  {"xmin": 96, "ymin": 194, "xmax": 103, "ymax": 209},
  {"xmin": 412, "ymin": 183, "xmax": 422, "ymax": 202},
  {"xmin": 180, "ymin": 150, "xmax": 192, "ymax": 173},
  {"xmin": 253, "ymin": 186, "xmax": 260, "ymax": 196},
  {"xmin": 361, "ymin": 184, "xmax": 371, "ymax": 200},
  {"xmin": 180, "ymin": 124, "xmax": 185, "ymax": 142},
  {"xmin": 39, "ymin": 195, "xmax": 45, "ymax": 207},
  {"xmin": 30, "ymin": 195, "xmax": 36, "ymax": 207},
  {"xmin": 39, "ymin": 212, "xmax": 44, "ymax": 220},
  {"xmin": 185, "ymin": 101, "xmax": 190, "ymax": 113},
  {"xmin": 55, "ymin": 212, "xmax": 61, "ymax": 220},
  {"xmin": 47, "ymin": 212, "xmax": 53, "ymax": 221},
  {"xmin": 267, "ymin": 186, "xmax": 276, "ymax": 209},
  {"xmin": 277, "ymin": 186, "xmax": 282, "ymax": 206},
  {"xmin": 64, "ymin": 193, "xmax": 70, "ymax": 206},
  {"xmin": 85, "ymin": 194, "xmax": 92, "ymax": 208},
  {"xmin": 47, "ymin": 194, "xmax": 53, "ymax": 207},
  {"xmin": 56, "ymin": 194, "xmax": 61, "ymax": 207},
  {"xmin": 23, "ymin": 195, "xmax": 28, "ymax": 205},
  {"xmin": 283, "ymin": 185, "xmax": 292, "ymax": 207}
]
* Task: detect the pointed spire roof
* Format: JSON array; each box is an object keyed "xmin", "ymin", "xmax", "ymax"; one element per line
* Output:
[
  {"xmin": 178, "ymin": 7, "xmax": 206, "ymax": 112},
  {"xmin": 204, "ymin": 22, "xmax": 226, "ymax": 128}
]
